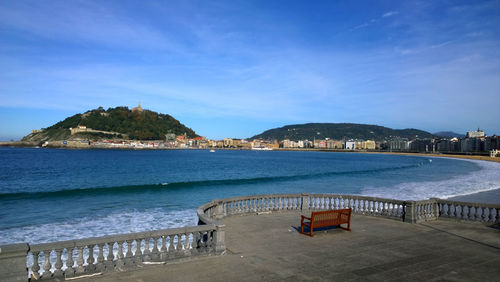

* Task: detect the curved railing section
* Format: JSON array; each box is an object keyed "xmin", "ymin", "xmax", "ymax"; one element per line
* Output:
[
  {"xmin": 197, "ymin": 194, "xmax": 406, "ymax": 222},
  {"xmin": 197, "ymin": 193, "xmax": 500, "ymax": 224}
]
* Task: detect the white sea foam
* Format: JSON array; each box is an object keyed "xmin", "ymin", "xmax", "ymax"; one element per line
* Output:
[
  {"xmin": 360, "ymin": 159, "xmax": 500, "ymax": 201},
  {"xmin": 0, "ymin": 208, "xmax": 197, "ymax": 245}
]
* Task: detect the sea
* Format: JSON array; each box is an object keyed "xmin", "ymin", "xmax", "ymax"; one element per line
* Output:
[{"xmin": 1, "ymin": 147, "xmax": 500, "ymax": 245}]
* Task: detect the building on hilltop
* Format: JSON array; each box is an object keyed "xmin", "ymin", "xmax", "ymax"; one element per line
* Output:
[{"xmin": 132, "ymin": 102, "xmax": 144, "ymax": 112}]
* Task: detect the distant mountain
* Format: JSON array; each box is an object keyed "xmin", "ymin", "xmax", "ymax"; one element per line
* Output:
[
  {"xmin": 433, "ymin": 131, "xmax": 465, "ymax": 138},
  {"xmin": 22, "ymin": 106, "xmax": 198, "ymax": 142},
  {"xmin": 249, "ymin": 123, "xmax": 436, "ymax": 141}
]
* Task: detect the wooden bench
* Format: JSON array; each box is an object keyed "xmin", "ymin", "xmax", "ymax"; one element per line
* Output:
[{"xmin": 300, "ymin": 208, "xmax": 352, "ymax": 237}]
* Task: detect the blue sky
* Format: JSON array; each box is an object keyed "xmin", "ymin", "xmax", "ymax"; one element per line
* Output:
[{"xmin": 1, "ymin": 0, "xmax": 499, "ymax": 140}]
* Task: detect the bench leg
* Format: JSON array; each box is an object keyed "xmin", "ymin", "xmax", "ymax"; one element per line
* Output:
[{"xmin": 300, "ymin": 224, "xmax": 314, "ymax": 237}]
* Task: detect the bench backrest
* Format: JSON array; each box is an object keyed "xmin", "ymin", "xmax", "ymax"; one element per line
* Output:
[{"xmin": 311, "ymin": 208, "xmax": 351, "ymax": 225}]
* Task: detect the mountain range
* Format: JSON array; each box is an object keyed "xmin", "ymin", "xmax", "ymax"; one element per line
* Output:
[{"xmin": 249, "ymin": 123, "xmax": 437, "ymax": 141}]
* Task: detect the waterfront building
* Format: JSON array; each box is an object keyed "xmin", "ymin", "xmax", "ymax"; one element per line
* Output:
[
  {"xmin": 436, "ymin": 138, "xmax": 459, "ymax": 152},
  {"xmin": 318, "ymin": 140, "xmax": 327, "ymax": 149},
  {"xmin": 358, "ymin": 140, "xmax": 375, "ymax": 150},
  {"xmin": 313, "ymin": 139, "xmax": 320, "ymax": 148},
  {"xmin": 460, "ymin": 138, "xmax": 484, "ymax": 152},
  {"xmin": 389, "ymin": 138, "xmax": 410, "ymax": 151},
  {"xmin": 223, "ymin": 138, "xmax": 234, "ymax": 147},
  {"xmin": 330, "ymin": 140, "xmax": 344, "ymax": 149},
  {"xmin": 281, "ymin": 139, "xmax": 291, "ymax": 148},
  {"xmin": 345, "ymin": 140, "xmax": 355, "ymax": 150},
  {"xmin": 409, "ymin": 139, "xmax": 434, "ymax": 152},
  {"xmin": 376, "ymin": 141, "xmax": 387, "ymax": 150},
  {"xmin": 240, "ymin": 140, "xmax": 253, "ymax": 149},
  {"xmin": 232, "ymin": 139, "xmax": 242, "ymax": 148},
  {"xmin": 216, "ymin": 140, "xmax": 224, "ymax": 148},
  {"xmin": 466, "ymin": 128, "xmax": 485, "ymax": 138},
  {"xmin": 266, "ymin": 140, "xmax": 280, "ymax": 149},
  {"xmin": 303, "ymin": 140, "xmax": 314, "ymax": 148},
  {"xmin": 485, "ymin": 136, "xmax": 500, "ymax": 151},
  {"xmin": 325, "ymin": 139, "xmax": 340, "ymax": 149}
]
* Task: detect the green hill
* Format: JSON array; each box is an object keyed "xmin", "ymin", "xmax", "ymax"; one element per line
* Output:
[
  {"xmin": 249, "ymin": 123, "xmax": 435, "ymax": 141},
  {"xmin": 22, "ymin": 106, "xmax": 198, "ymax": 142}
]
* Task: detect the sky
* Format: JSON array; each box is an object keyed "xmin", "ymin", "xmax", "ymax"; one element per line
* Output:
[{"xmin": 1, "ymin": 0, "xmax": 499, "ymax": 140}]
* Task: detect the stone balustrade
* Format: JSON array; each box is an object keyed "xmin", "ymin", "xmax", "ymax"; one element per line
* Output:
[
  {"xmin": 0, "ymin": 225, "xmax": 221, "ymax": 281},
  {"xmin": 198, "ymin": 194, "xmax": 406, "ymax": 222},
  {"xmin": 197, "ymin": 193, "xmax": 500, "ymax": 225},
  {"xmin": 436, "ymin": 199, "xmax": 500, "ymax": 223},
  {"xmin": 1, "ymin": 193, "xmax": 499, "ymax": 281}
]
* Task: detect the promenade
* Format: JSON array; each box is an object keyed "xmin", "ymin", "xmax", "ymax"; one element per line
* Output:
[{"xmin": 77, "ymin": 212, "xmax": 500, "ymax": 281}]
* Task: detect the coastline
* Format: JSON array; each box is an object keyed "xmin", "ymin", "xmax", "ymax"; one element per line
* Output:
[
  {"xmin": 357, "ymin": 151, "xmax": 500, "ymax": 163},
  {"xmin": 367, "ymin": 151, "xmax": 500, "ymax": 204},
  {"xmin": 2, "ymin": 141, "xmax": 499, "ymax": 163}
]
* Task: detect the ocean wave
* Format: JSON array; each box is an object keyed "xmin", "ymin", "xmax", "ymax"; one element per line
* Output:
[
  {"xmin": 0, "ymin": 209, "xmax": 198, "ymax": 245},
  {"xmin": 360, "ymin": 159, "xmax": 500, "ymax": 201},
  {"xmin": 0, "ymin": 161, "xmax": 429, "ymax": 199}
]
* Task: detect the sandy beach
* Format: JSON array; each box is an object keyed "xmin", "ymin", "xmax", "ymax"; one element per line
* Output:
[
  {"xmin": 362, "ymin": 151, "xmax": 500, "ymax": 163},
  {"xmin": 357, "ymin": 151, "xmax": 500, "ymax": 204},
  {"xmin": 394, "ymin": 152, "xmax": 500, "ymax": 204}
]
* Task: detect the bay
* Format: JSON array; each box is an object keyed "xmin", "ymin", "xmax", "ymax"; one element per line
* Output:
[{"xmin": 1, "ymin": 147, "xmax": 499, "ymax": 245}]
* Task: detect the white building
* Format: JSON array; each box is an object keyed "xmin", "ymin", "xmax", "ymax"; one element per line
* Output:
[
  {"xmin": 466, "ymin": 129, "xmax": 485, "ymax": 138},
  {"xmin": 345, "ymin": 140, "xmax": 355, "ymax": 150}
]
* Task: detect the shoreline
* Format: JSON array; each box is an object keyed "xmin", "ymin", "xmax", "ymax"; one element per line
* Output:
[
  {"xmin": 2, "ymin": 142, "xmax": 499, "ymax": 163},
  {"xmin": 357, "ymin": 151, "xmax": 500, "ymax": 163}
]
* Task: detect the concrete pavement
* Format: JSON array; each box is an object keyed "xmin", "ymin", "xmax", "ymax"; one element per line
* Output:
[{"xmin": 74, "ymin": 212, "xmax": 500, "ymax": 281}]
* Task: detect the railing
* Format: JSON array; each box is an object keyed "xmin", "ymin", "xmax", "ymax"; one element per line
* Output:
[
  {"xmin": 26, "ymin": 225, "xmax": 218, "ymax": 280},
  {"xmin": 436, "ymin": 199, "xmax": 500, "ymax": 223},
  {"xmin": 197, "ymin": 194, "xmax": 406, "ymax": 223},
  {"xmin": 0, "ymin": 225, "xmax": 223, "ymax": 281},
  {"xmin": 197, "ymin": 193, "xmax": 500, "ymax": 224}
]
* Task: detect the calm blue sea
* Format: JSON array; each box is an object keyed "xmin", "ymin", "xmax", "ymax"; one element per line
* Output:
[{"xmin": 1, "ymin": 147, "xmax": 499, "ymax": 245}]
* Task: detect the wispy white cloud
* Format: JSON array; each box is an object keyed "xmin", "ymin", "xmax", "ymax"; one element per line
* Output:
[
  {"xmin": 350, "ymin": 10, "xmax": 399, "ymax": 31},
  {"xmin": 382, "ymin": 11, "xmax": 399, "ymax": 18}
]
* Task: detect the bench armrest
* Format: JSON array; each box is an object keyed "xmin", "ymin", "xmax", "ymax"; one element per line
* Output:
[{"xmin": 301, "ymin": 215, "xmax": 311, "ymax": 220}]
